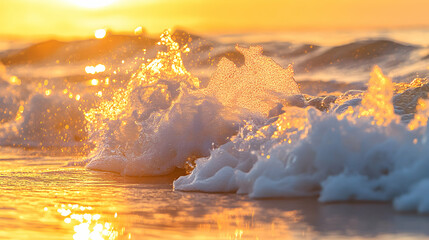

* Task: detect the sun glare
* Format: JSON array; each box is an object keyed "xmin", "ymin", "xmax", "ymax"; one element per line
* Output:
[
  {"xmin": 67, "ymin": 0, "xmax": 116, "ymax": 9},
  {"xmin": 94, "ymin": 29, "xmax": 107, "ymax": 39}
]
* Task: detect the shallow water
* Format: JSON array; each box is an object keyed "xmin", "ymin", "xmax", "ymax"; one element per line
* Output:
[{"xmin": 0, "ymin": 147, "xmax": 427, "ymax": 240}]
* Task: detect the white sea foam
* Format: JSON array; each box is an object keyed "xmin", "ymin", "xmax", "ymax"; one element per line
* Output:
[
  {"xmin": 0, "ymin": 93, "xmax": 87, "ymax": 147},
  {"xmin": 86, "ymin": 89, "xmax": 242, "ymax": 175},
  {"xmin": 174, "ymin": 66, "xmax": 429, "ymax": 214}
]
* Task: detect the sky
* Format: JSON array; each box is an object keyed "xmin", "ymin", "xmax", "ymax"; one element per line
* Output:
[{"xmin": 0, "ymin": 0, "xmax": 428, "ymax": 39}]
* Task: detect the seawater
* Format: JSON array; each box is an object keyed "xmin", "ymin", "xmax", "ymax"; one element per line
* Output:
[
  {"xmin": 0, "ymin": 29, "xmax": 428, "ymax": 239},
  {"xmin": 1, "ymin": 147, "xmax": 429, "ymax": 240}
]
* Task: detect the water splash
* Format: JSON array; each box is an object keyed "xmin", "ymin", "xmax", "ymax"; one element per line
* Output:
[
  {"xmin": 206, "ymin": 45, "xmax": 300, "ymax": 115},
  {"xmin": 358, "ymin": 66, "xmax": 398, "ymax": 126},
  {"xmin": 84, "ymin": 29, "xmax": 199, "ymax": 135},
  {"xmin": 394, "ymin": 78, "xmax": 427, "ymax": 94},
  {"xmin": 134, "ymin": 29, "xmax": 199, "ymax": 88},
  {"xmin": 84, "ymin": 30, "xmax": 242, "ymax": 176},
  {"xmin": 408, "ymin": 98, "xmax": 429, "ymax": 130}
]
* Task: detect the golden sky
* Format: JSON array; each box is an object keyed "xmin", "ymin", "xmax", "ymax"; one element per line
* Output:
[{"xmin": 0, "ymin": 0, "xmax": 428, "ymax": 39}]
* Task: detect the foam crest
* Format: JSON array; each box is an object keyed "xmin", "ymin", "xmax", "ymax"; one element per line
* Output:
[{"xmin": 175, "ymin": 67, "xmax": 429, "ymax": 214}]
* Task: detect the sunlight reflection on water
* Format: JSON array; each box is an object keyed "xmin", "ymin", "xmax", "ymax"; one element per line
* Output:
[
  {"xmin": 54, "ymin": 204, "xmax": 120, "ymax": 240},
  {"xmin": 0, "ymin": 150, "xmax": 428, "ymax": 240}
]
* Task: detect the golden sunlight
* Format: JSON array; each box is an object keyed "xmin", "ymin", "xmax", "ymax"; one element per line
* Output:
[
  {"xmin": 67, "ymin": 0, "xmax": 116, "ymax": 9},
  {"xmin": 1, "ymin": 0, "xmax": 429, "ymax": 239}
]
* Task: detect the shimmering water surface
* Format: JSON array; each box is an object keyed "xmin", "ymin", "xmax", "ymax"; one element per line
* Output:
[{"xmin": 0, "ymin": 148, "xmax": 428, "ymax": 240}]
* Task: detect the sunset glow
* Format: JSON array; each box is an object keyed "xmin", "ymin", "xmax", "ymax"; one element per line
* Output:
[
  {"xmin": 0, "ymin": 0, "xmax": 428, "ymax": 38},
  {"xmin": 1, "ymin": 0, "xmax": 429, "ymax": 239},
  {"xmin": 67, "ymin": 0, "xmax": 116, "ymax": 9}
]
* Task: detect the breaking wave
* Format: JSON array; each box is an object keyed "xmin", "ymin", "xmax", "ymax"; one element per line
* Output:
[
  {"xmin": 1, "ymin": 29, "xmax": 429, "ymax": 213},
  {"xmin": 174, "ymin": 66, "xmax": 429, "ymax": 214},
  {"xmin": 84, "ymin": 31, "xmax": 299, "ymax": 175}
]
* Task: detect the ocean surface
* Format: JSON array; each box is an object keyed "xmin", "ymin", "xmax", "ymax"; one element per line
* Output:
[{"xmin": 0, "ymin": 28, "xmax": 428, "ymax": 239}]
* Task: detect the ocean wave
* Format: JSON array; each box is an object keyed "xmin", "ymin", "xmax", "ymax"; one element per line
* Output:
[
  {"xmin": 0, "ymin": 36, "xmax": 156, "ymax": 66},
  {"xmin": 1, "ymin": 30, "xmax": 429, "ymax": 213},
  {"xmin": 174, "ymin": 65, "xmax": 429, "ymax": 213},
  {"xmin": 296, "ymin": 39, "xmax": 417, "ymax": 72},
  {"xmin": 84, "ymin": 32, "xmax": 280, "ymax": 176}
]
